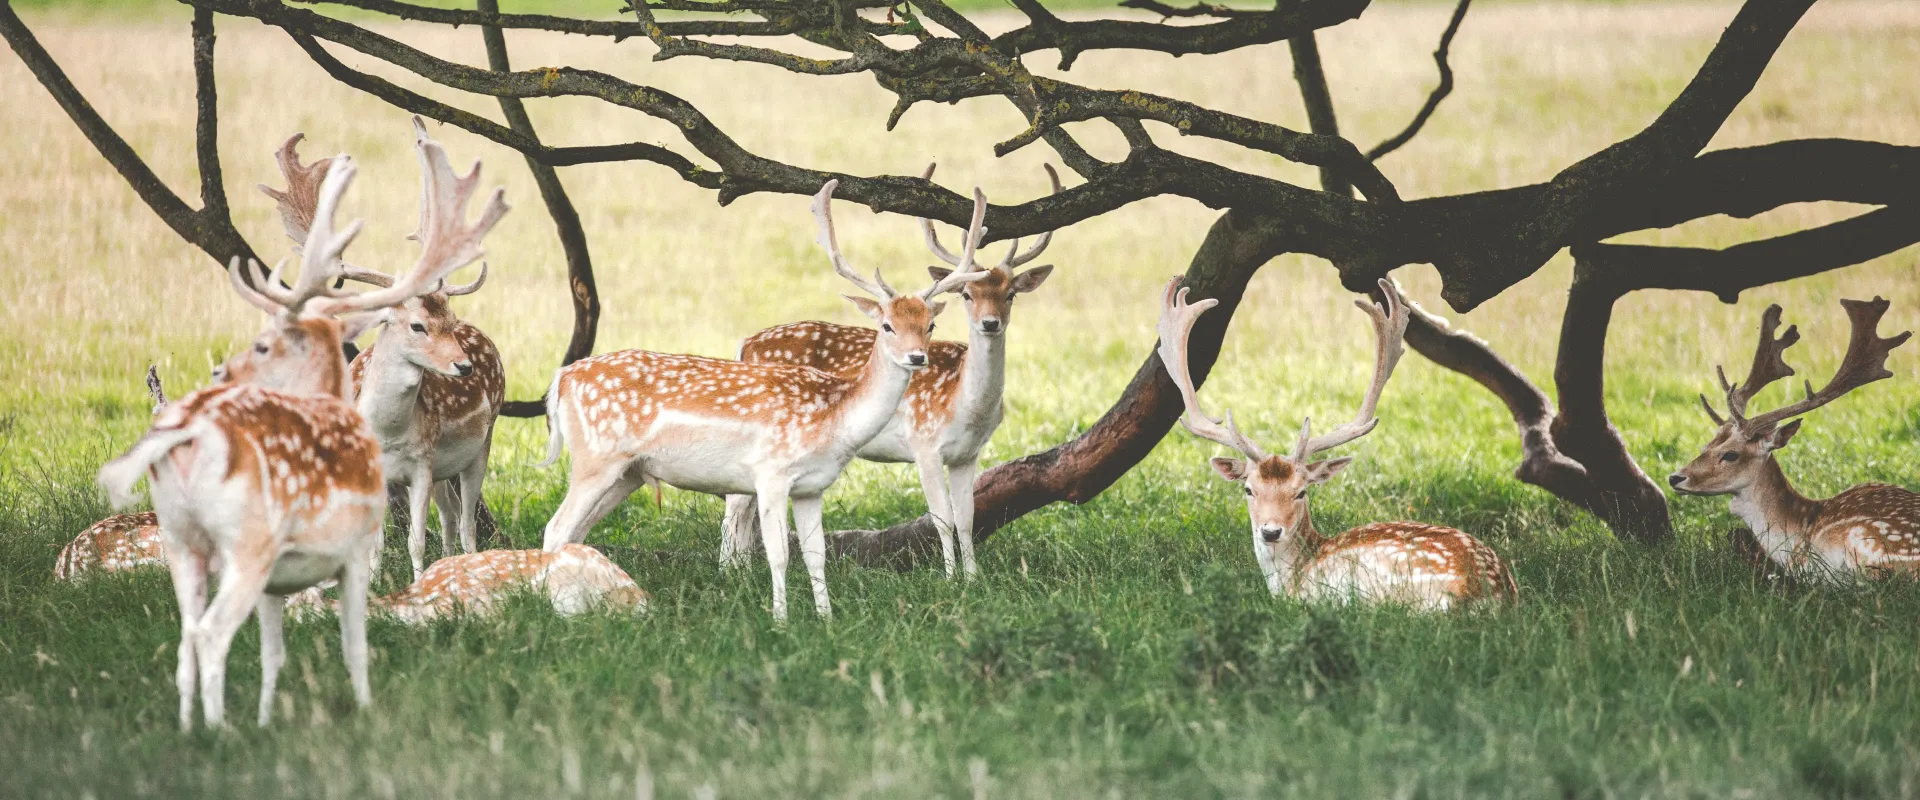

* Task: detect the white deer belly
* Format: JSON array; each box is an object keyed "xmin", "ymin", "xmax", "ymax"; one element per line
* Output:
[
  {"xmin": 265, "ymin": 549, "xmax": 347, "ymax": 596},
  {"xmin": 1296, "ymin": 546, "xmax": 1459, "ymax": 611},
  {"xmin": 853, "ymin": 416, "xmax": 915, "ymax": 463},
  {"xmin": 429, "ymin": 432, "xmax": 487, "ymax": 479}
]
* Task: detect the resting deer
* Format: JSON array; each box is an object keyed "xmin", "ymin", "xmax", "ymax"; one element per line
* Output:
[
  {"xmin": 722, "ymin": 164, "xmax": 1059, "ymax": 579},
  {"xmin": 95, "ymin": 130, "xmax": 506, "ymax": 728},
  {"xmin": 1158, "ymin": 277, "xmax": 1516, "ymax": 609},
  {"xmin": 1670, "ymin": 299, "xmax": 1918, "ymax": 581},
  {"xmin": 540, "ymin": 179, "xmax": 985, "ymax": 620},
  {"xmin": 261, "ymin": 122, "xmax": 508, "ymax": 581},
  {"xmin": 56, "ymin": 368, "xmax": 172, "ymax": 580},
  {"xmin": 287, "ymin": 544, "xmax": 648, "ymax": 624}
]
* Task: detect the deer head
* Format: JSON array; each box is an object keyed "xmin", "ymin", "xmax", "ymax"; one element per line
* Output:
[
  {"xmin": 1671, "ymin": 299, "xmax": 1910, "ymax": 496},
  {"xmin": 919, "ymin": 163, "xmax": 1059, "ymax": 337},
  {"xmin": 1158, "ymin": 277, "xmax": 1409, "ymax": 544},
  {"xmin": 220, "ymin": 121, "xmax": 508, "ymax": 394},
  {"xmin": 812, "ymin": 178, "xmax": 985, "ymax": 370}
]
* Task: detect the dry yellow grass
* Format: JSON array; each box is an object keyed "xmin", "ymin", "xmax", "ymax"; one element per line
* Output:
[{"xmin": 1, "ymin": 0, "xmax": 1916, "ymax": 460}]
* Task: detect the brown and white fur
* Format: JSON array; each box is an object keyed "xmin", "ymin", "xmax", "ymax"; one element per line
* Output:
[
  {"xmin": 540, "ymin": 179, "xmax": 986, "ymax": 620},
  {"xmin": 57, "ymin": 369, "xmax": 173, "ymax": 580},
  {"xmin": 1157, "ymin": 278, "xmax": 1516, "ymax": 609},
  {"xmin": 288, "ymin": 544, "xmax": 647, "ymax": 624},
  {"xmin": 723, "ymin": 164, "xmax": 1059, "ymax": 579},
  {"xmin": 261, "ymin": 125, "xmax": 506, "ymax": 581},
  {"xmin": 1670, "ymin": 299, "xmax": 1919, "ymax": 582},
  {"xmin": 95, "ymin": 124, "xmax": 507, "ymax": 729}
]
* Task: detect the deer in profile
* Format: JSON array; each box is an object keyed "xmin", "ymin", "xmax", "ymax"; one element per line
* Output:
[
  {"xmin": 258, "ymin": 121, "xmax": 507, "ymax": 581},
  {"xmin": 1670, "ymin": 299, "xmax": 1918, "ymax": 582},
  {"xmin": 1158, "ymin": 277, "xmax": 1516, "ymax": 609},
  {"xmin": 95, "ymin": 130, "xmax": 506, "ymax": 728},
  {"xmin": 540, "ymin": 179, "xmax": 985, "ymax": 620},
  {"xmin": 722, "ymin": 164, "xmax": 1060, "ymax": 579}
]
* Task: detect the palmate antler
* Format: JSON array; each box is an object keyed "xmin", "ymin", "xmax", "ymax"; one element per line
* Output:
[
  {"xmin": 812, "ymin": 179, "xmax": 985, "ymax": 301},
  {"xmin": 257, "ymin": 133, "xmax": 331, "ymax": 247},
  {"xmin": 1156, "ymin": 277, "xmax": 1265, "ymax": 460},
  {"xmin": 1705, "ymin": 299, "xmax": 1912, "ymax": 431},
  {"xmin": 920, "ymin": 162, "xmax": 1060, "ymax": 271},
  {"xmin": 1290, "ymin": 279, "xmax": 1411, "ymax": 461}
]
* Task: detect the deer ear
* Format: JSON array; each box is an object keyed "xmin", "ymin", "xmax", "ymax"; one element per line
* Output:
[
  {"xmin": 1305, "ymin": 457, "xmax": 1354, "ymax": 484},
  {"xmin": 1210, "ymin": 457, "xmax": 1248, "ymax": 482},
  {"xmin": 927, "ymin": 266, "xmax": 954, "ymax": 285},
  {"xmin": 1011, "ymin": 264, "xmax": 1054, "ymax": 293},
  {"xmin": 1766, "ymin": 418, "xmax": 1803, "ymax": 452},
  {"xmin": 928, "ymin": 300, "xmax": 948, "ymax": 318},
  {"xmin": 844, "ymin": 295, "xmax": 883, "ymax": 321}
]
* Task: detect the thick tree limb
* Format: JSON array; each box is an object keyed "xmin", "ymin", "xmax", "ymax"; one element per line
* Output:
[
  {"xmin": 1366, "ymin": 0, "xmax": 1469, "ymax": 162},
  {"xmin": 998, "ymin": 0, "xmax": 1371, "ymax": 69}
]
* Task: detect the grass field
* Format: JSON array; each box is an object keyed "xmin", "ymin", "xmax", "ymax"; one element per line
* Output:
[{"xmin": 5, "ymin": 1, "xmax": 1920, "ymax": 796}]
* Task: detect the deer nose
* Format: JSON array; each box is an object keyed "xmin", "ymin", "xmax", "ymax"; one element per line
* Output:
[
  {"xmin": 1667, "ymin": 474, "xmax": 1685, "ymax": 488},
  {"xmin": 979, "ymin": 318, "xmax": 1003, "ymax": 334},
  {"xmin": 906, "ymin": 352, "xmax": 928, "ymax": 367},
  {"xmin": 453, "ymin": 361, "xmax": 474, "ymax": 377},
  {"xmin": 1258, "ymin": 525, "xmax": 1285, "ymax": 543}
]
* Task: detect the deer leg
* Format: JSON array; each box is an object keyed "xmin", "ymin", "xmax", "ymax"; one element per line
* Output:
[
  {"xmin": 720, "ymin": 494, "xmax": 761, "ymax": 569},
  {"xmin": 791, "ymin": 494, "xmax": 831, "ymax": 619},
  {"xmin": 405, "ymin": 470, "xmax": 434, "ymax": 582},
  {"xmin": 339, "ymin": 544, "xmax": 374, "ymax": 709},
  {"xmin": 162, "ymin": 539, "xmax": 208, "ymax": 731},
  {"xmin": 541, "ymin": 457, "xmax": 644, "ymax": 551},
  {"xmin": 255, "ymin": 594, "xmax": 285, "ymax": 727},
  {"xmin": 456, "ymin": 459, "xmax": 485, "ymax": 554},
  {"xmin": 914, "ymin": 452, "xmax": 958, "ymax": 579},
  {"xmin": 754, "ymin": 481, "xmax": 793, "ymax": 623},
  {"xmin": 192, "ymin": 554, "xmax": 273, "ymax": 728},
  {"xmin": 948, "ymin": 459, "xmax": 980, "ymax": 580}
]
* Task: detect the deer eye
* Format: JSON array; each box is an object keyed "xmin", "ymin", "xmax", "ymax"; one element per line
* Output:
[
  {"xmin": 1720, "ymin": 451, "xmax": 1740, "ymax": 463},
  {"xmin": 409, "ymin": 322, "xmax": 427, "ymax": 334},
  {"xmin": 1243, "ymin": 485, "xmax": 1253, "ymax": 496},
  {"xmin": 960, "ymin": 291, "xmax": 972, "ymax": 301},
  {"xmin": 253, "ymin": 342, "xmax": 269, "ymax": 354},
  {"xmin": 1295, "ymin": 490, "xmax": 1307, "ymax": 499},
  {"xmin": 928, "ymin": 322, "xmax": 935, "ymax": 334},
  {"xmin": 882, "ymin": 323, "xmax": 894, "ymax": 334}
]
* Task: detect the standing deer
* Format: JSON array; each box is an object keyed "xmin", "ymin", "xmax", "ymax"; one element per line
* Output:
[
  {"xmin": 540, "ymin": 179, "xmax": 985, "ymax": 620},
  {"xmin": 1669, "ymin": 299, "xmax": 1919, "ymax": 581},
  {"xmin": 95, "ymin": 128, "xmax": 506, "ymax": 728},
  {"xmin": 287, "ymin": 544, "xmax": 648, "ymax": 624},
  {"xmin": 1158, "ymin": 278, "xmax": 1516, "ymax": 609},
  {"xmin": 721, "ymin": 164, "xmax": 1060, "ymax": 579},
  {"xmin": 259, "ymin": 123, "xmax": 506, "ymax": 581}
]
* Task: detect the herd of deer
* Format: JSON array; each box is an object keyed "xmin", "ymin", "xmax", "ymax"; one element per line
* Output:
[{"xmin": 50, "ymin": 118, "xmax": 1919, "ymax": 730}]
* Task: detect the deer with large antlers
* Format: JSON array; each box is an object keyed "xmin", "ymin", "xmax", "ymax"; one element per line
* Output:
[
  {"xmin": 95, "ymin": 127, "xmax": 506, "ymax": 729},
  {"xmin": 540, "ymin": 179, "xmax": 984, "ymax": 620},
  {"xmin": 721, "ymin": 165, "xmax": 1058, "ymax": 579},
  {"xmin": 1158, "ymin": 278, "xmax": 1516, "ymax": 609},
  {"xmin": 1670, "ymin": 299, "xmax": 1918, "ymax": 581},
  {"xmin": 260, "ymin": 122, "xmax": 508, "ymax": 581}
]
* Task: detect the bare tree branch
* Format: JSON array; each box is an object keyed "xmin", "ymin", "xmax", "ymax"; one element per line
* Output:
[{"xmin": 1366, "ymin": 0, "xmax": 1469, "ymax": 162}]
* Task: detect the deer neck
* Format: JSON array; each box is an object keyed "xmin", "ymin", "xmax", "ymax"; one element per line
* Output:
[
  {"xmin": 357, "ymin": 330, "xmax": 427, "ymax": 435},
  {"xmin": 1728, "ymin": 458, "xmax": 1821, "ymax": 550},
  {"xmin": 832, "ymin": 342, "xmax": 916, "ymax": 450},
  {"xmin": 1275, "ymin": 507, "xmax": 1328, "ymax": 594},
  {"xmin": 954, "ymin": 327, "xmax": 1007, "ymax": 424}
]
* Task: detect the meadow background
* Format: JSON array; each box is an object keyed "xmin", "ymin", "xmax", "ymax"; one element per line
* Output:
[{"xmin": 3, "ymin": 0, "xmax": 1919, "ymax": 796}]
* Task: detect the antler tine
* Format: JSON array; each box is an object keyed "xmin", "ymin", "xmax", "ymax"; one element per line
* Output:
[
  {"xmin": 257, "ymin": 133, "xmax": 332, "ymax": 246},
  {"xmin": 953, "ymin": 187, "xmax": 988, "ymax": 273},
  {"xmin": 999, "ymin": 163, "xmax": 1061, "ymax": 269},
  {"xmin": 339, "ymin": 265, "xmax": 395, "ymax": 288},
  {"xmin": 917, "ymin": 163, "xmax": 966, "ymax": 268},
  {"xmin": 311, "ymin": 122, "xmax": 507, "ymax": 316},
  {"xmin": 1292, "ymin": 278, "xmax": 1410, "ymax": 460},
  {"xmin": 1155, "ymin": 277, "xmax": 1266, "ymax": 460},
  {"xmin": 226, "ymin": 257, "xmax": 283, "ymax": 314},
  {"xmin": 1723, "ymin": 304, "xmax": 1801, "ymax": 419},
  {"xmin": 442, "ymin": 261, "xmax": 488, "ymax": 296},
  {"xmin": 811, "ymin": 179, "xmax": 894, "ymax": 299},
  {"xmin": 1744, "ymin": 297, "xmax": 1911, "ymax": 430},
  {"xmin": 279, "ymin": 155, "xmax": 365, "ymax": 314},
  {"xmin": 1697, "ymin": 393, "xmax": 1727, "ymax": 426}
]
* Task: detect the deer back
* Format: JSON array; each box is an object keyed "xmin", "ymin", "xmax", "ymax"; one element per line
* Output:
[
  {"xmin": 739, "ymin": 320, "xmax": 970, "ymax": 435},
  {"xmin": 1809, "ymin": 484, "xmax": 1920, "ymax": 574},
  {"xmin": 1305, "ymin": 522, "xmax": 1517, "ymax": 606},
  {"xmin": 158, "ymin": 384, "xmax": 385, "ymax": 524},
  {"xmin": 54, "ymin": 511, "xmax": 164, "ymax": 580}
]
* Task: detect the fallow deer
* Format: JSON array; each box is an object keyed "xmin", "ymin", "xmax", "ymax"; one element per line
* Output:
[
  {"xmin": 1670, "ymin": 299, "xmax": 1919, "ymax": 581},
  {"xmin": 721, "ymin": 164, "xmax": 1059, "ymax": 579},
  {"xmin": 540, "ymin": 179, "xmax": 986, "ymax": 620},
  {"xmin": 1158, "ymin": 277, "xmax": 1516, "ymax": 609},
  {"xmin": 260, "ymin": 121, "xmax": 508, "ymax": 581},
  {"xmin": 288, "ymin": 544, "xmax": 648, "ymax": 624},
  {"xmin": 56, "ymin": 368, "xmax": 172, "ymax": 580},
  {"xmin": 95, "ymin": 129, "xmax": 507, "ymax": 728}
]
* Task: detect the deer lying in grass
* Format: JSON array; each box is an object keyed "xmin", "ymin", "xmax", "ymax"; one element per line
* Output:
[
  {"xmin": 722, "ymin": 165, "xmax": 1058, "ymax": 579},
  {"xmin": 1670, "ymin": 299, "xmax": 1918, "ymax": 582},
  {"xmin": 541, "ymin": 179, "xmax": 984, "ymax": 620},
  {"xmin": 288, "ymin": 544, "xmax": 647, "ymax": 623},
  {"xmin": 57, "ymin": 368, "xmax": 171, "ymax": 580},
  {"xmin": 1158, "ymin": 277, "xmax": 1516, "ymax": 609},
  {"xmin": 260, "ymin": 122, "xmax": 508, "ymax": 581},
  {"xmin": 95, "ymin": 130, "xmax": 506, "ymax": 728}
]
